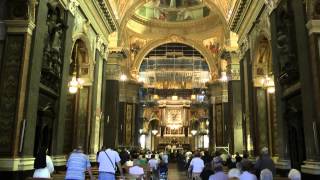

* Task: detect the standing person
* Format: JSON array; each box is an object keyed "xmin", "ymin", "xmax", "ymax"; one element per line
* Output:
[
  {"xmin": 254, "ymin": 147, "xmax": 275, "ymax": 177},
  {"xmin": 98, "ymin": 147, "xmax": 124, "ymax": 180},
  {"xmin": 200, "ymin": 163, "xmax": 214, "ymax": 180},
  {"xmin": 188, "ymin": 152, "xmax": 204, "ymax": 180},
  {"xmin": 235, "ymin": 152, "xmax": 242, "ymax": 163},
  {"xmin": 148, "ymin": 154, "xmax": 159, "ymax": 180},
  {"xmin": 65, "ymin": 146, "xmax": 94, "ymax": 180},
  {"xmin": 162, "ymin": 151, "xmax": 169, "ymax": 165},
  {"xmin": 33, "ymin": 147, "xmax": 54, "ymax": 178},
  {"xmin": 201, "ymin": 151, "xmax": 212, "ymax": 165}
]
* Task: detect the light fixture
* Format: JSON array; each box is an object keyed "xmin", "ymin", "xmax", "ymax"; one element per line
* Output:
[
  {"xmin": 153, "ymin": 94, "xmax": 159, "ymax": 100},
  {"xmin": 68, "ymin": 74, "xmax": 84, "ymax": 94},
  {"xmin": 68, "ymin": 43, "xmax": 84, "ymax": 94},
  {"xmin": 267, "ymin": 86, "xmax": 275, "ymax": 94},
  {"xmin": 120, "ymin": 74, "xmax": 127, "ymax": 81},
  {"xmin": 151, "ymin": 129, "xmax": 158, "ymax": 135},
  {"xmin": 191, "ymin": 94, "xmax": 196, "ymax": 100},
  {"xmin": 172, "ymin": 95, "xmax": 178, "ymax": 101},
  {"xmin": 139, "ymin": 129, "xmax": 143, "ymax": 134},
  {"xmin": 206, "ymin": 120, "xmax": 209, "ymax": 126},
  {"xmin": 219, "ymin": 71, "xmax": 228, "ymax": 82},
  {"xmin": 191, "ymin": 130, "xmax": 197, "ymax": 135},
  {"xmin": 262, "ymin": 74, "xmax": 275, "ymax": 94}
]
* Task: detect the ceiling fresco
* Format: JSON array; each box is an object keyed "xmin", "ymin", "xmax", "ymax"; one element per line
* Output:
[{"xmin": 135, "ymin": 0, "xmax": 210, "ymax": 22}]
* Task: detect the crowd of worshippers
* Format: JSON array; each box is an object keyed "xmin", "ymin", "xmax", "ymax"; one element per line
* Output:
[
  {"xmin": 185, "ymin": 147, "xmax": 301, "ymax": 180},
  {"xmin": 31, "ymin": 146, "xmax": 302, "ymax": 180}
]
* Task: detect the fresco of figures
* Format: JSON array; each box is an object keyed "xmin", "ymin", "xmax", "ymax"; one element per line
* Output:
[{"xmin": 136, "ymin": 0, "xmax": 210, "ymax": 22}]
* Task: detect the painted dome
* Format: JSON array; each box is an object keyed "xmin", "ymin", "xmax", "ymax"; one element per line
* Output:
[{"xmin": 135, "ymin": 0, "xmax": 210, "ymax": 22}]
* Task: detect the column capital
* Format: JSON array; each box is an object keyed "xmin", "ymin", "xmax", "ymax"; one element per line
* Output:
[
  {"xmin": 227, "ymin": 63, "xmax": 241, "ymax": 81},
  {"xmin": 238, "ymin": 37, "xmax": 249, "ymax": 60}
]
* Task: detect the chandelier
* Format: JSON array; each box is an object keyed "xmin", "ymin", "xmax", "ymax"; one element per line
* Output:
[
  {"xmin": 262, "ymin": 74, "xmax": 275, "ymax": 94},
  {"xmin": 68, "ymin": 43, "xmax": 84, "ymax": 94},
  {"xmin": 68, "ymin": 75, "xmax": 84, "ymax": 94}
]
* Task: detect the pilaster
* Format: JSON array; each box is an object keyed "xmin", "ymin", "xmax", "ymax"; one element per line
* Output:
[
  {"xmin": 103, "ymin": 50, "xmax": 127, "ymax": 148},
  {"xmin": 227, "ymin": 61, "xmax": 243, "ymax": 154}
]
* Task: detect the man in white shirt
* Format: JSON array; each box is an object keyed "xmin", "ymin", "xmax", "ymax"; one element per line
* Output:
[
  {"xmin": 148, "ymin": 154, "xmax": 159, "ymax": 180},
  {"xmin": 148, "ymin": 154, "xmax": 158, "ymax": 170},
  {"xmin": 98, "ymin": 148, "xmax": 124, "ymax": 180},
  {"xmin": 189, "ymin": 152, "xmax": 204, "ymax": 180},
  {"xmin": 162, "ymin": 151, "xmax": 169, "ymax": 164}
]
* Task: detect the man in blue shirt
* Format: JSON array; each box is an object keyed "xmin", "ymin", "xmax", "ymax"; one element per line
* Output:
[{"xmin": 65, "ymin": 146, "xmax": 94, "ymax": 180}]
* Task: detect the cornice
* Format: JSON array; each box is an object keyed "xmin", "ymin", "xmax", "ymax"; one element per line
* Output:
[
  {"xmin": 95, "ymin": 0, "xmax": 118, "ymax": 32},
  {"xmin": 229, "ymin": 0, "xmax": 249, "ymax": 32}
]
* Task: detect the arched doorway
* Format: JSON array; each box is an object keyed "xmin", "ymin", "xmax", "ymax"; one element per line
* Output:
[
  {"xmin": 63, "ymin": 39, "xmax": 92, "ymax": 153},
  {"xmin": 251, "ymin": 36, "xmax": 278, "ymax": 156},
  {"xmin": 33, "ymin": 103, "xmax": 54, "ymax": 156}
]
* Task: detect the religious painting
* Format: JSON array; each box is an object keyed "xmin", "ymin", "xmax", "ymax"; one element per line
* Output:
[
  {"xmin": 166, "ymin": 109, "xmax": 182, "ymax": 124},
  {"xmin": 125, "ymin": 104, "xmax": 133, "ymax": 145},
  {"xmin": 203, "ymin": 37, "xmax": 220, "ymax": 54},
  {"xmin": 254, "ymin": 38, "xmax": 271, "ymax": 77}
]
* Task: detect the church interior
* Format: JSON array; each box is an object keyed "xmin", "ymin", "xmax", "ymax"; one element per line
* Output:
[{"xmin": 0, "ymin": 0, "xmax": 320, "ymax": 179}]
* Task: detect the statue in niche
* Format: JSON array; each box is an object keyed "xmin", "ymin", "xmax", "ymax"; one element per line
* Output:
[
  {"xmin": 41, "ymin": 2, "xmax": 66, "ymax": 91},
  {"xmin": 276, "ymin": 3, "xmax": 299, "ymax": 85}
]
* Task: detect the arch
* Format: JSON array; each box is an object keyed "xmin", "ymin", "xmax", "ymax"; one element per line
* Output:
[
  {"xmin": 118, "ymin": 0, "xmax": 230, "ymax": 44},
  {"xmin": 71, "ymin": 33, "xmax": 94, "ymax": 63},
  {"xmin": 70, "ymin": 35, "xmax": 94, "ymax": 84},
  {"xmin": 132, "ymin": 37, "xmax": 219, "ymax": 77}
]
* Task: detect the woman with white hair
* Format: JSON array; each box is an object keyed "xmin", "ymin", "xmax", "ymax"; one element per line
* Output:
[
  {"xmin": 228, "ymin": 168, "xmax": 240, "ymax": 180},
  {"xmin": 260, "ymin": 169, "xmax": 273, "ymax": 180},
  {"xmin": 288, "ymin": 169, "xmax": 301, "ymax": 180}
]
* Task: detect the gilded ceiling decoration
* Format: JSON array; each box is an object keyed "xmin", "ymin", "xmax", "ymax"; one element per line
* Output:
[{"xmin": 135, "ymin": 0, "xmax": 210, "ymax": 22}]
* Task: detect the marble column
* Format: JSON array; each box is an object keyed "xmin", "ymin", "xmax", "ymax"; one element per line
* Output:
[
  {"xmin": 207, "ymin": 80, "xmax": 228, "ymax": 150},
  {"xmin": 302, "ymin": 15, "xmax": 320, "ymax": 179},
  {"xmin": 0, "ymin": 4, "xmax": 36, "ymax": 176},
  {"xmin": 119, "ymin": 79, "xmax": 142, "ymax": 147},
  {"xmin": 103, "ymin": 51, "xmax": 124, "ymax": 148},
  {"xmin": 227, "ymin": 61, "xmax": 243, "ymax": 154}
]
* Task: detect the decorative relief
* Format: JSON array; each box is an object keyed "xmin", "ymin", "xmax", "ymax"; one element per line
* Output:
[
  {"xmin": 274, "ymin": 1, "xmax": 299, "ymax": 87},
  {"xmin": 40, "ymin": 2, "xmax": 66, "ymax": 92},
  {"xmin": 0, "ymin": 35, "xmax": 24, "ymax": 154},
  {"xmin": 129, "ymin": 37, "xmax": 146, "ymax": 62},
  {"xmin": 203, "ymin": 37, "xmax": 221, "ymax": 55},
  {"xmin": 68, "ymin": 0, "xmax": 79, "ymax": 16},
  {"xmin": 239, "ymin": 37, "xmax": 249, "ymax": 59}
]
